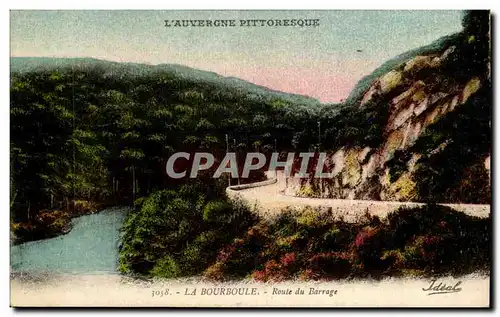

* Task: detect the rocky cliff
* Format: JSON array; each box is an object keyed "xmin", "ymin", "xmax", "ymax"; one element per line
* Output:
[{"xmin": 291, "ymin": 11, "xmax": 491, "ymax": 204}]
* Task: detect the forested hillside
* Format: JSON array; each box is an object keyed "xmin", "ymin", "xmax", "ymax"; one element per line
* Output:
[
  {"xmin": 10, "ymin": 10, "xmax": 491, "ymax": 282},
  {"xmin": 10, "ymin": 57, "xmax": 332, "ymax": 240},
  {"xmin": 10, "ymin": 11, "xmax": 490, "ymax": 244}
]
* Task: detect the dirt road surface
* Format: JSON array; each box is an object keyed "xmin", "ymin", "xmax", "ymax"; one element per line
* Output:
[{"xmin": 226, "ymin": 171, "xmax": 490, "ymax": 222}]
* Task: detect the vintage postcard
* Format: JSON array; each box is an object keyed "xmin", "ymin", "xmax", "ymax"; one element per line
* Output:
[{"xmin": 9, "ymin": 10, "xmax": 491, "ymax": 308}]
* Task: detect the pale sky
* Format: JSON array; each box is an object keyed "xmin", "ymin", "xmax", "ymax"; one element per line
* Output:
[{"xmin": 10, "ymin": 10, "xmax": 463, "ymax": 102}]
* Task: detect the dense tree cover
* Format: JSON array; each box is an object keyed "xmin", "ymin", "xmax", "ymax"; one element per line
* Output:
[
  {"xmin": 10, "ymin": 10, "xmax": 490, "ymax": 241},
  {"xmin": 10, "ymin": 62, "xmax": 336, "ymax": 226},
  {"xmin": 10, "ymin": 11, "xmax": 491, "ymax": 282},
  {"xmin": 11, "ymin": 54, "xmax": 401, "ymax": 230},
  {"xmin": 118, "ymin": 180, "xmax": 258, "ymax": 277}
]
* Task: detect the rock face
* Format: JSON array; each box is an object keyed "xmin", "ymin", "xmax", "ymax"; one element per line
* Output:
[{"xmin": 291, "ymin": 24, "xmax": 491, "ymax": 204}]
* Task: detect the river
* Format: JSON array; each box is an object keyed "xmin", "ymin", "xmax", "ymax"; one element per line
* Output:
[
  {"xmin": 10, "ymin": 207, "xmax": 129, "ymax": 275},
  {"xmin": 9, "ymin": 205, "xmax": 490, "ymax": 307}
]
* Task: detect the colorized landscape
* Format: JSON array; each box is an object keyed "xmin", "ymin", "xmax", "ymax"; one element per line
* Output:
[{"xmin": 10, "ymin": 10, "xmax": 491, "ymax": 307}]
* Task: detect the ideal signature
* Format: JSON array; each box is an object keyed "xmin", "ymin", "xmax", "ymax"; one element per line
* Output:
[{"xmin": 422, "ymin": 279, "xmax": 463, "ymax": 295}]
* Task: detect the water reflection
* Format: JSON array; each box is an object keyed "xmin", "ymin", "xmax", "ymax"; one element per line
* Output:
[{"xmin": 10, "ymin": 207, "xmax": 129, "ymax": 275}]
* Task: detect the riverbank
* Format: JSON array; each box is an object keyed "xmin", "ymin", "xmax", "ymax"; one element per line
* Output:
[
  {"xmin": 10, "ymin": 202, "xmax": 491, "ymax": 307},
  {"xmin": 10, "ymin": 200, "xmax": 122, "ymax": 245},
  {"xmin": 10, "ymin": 207, "xmax": 129, "ymax": 274}
]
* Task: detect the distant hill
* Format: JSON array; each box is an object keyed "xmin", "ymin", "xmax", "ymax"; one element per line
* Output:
[{"xmin": 10, "ymin": 57, "xmax": 321, "ymax": 107}]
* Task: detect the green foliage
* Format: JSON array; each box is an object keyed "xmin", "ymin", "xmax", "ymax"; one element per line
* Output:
[
  {"xmin": 203, "ymin": 200, "xmax": 231, "ymax": 222},
  {"xmin": 387, "ymin": 150, "xmax": 411, "ymax": 183},
  {"xmin": 149, "ymin": 256, "xmax": 182, "ymax": 278},
  {"xmin": 10, "ymin": 59, "xmax": 326, "ymax": 225},
  {"xmin": 10, "ymin": 11, "xmax": 491, "ymax": 250},
  {"xmin": 410, "ymin": 83, "xmax": 491, "ymax": 203},
  {"xmin": 202, "ymin": 204, "xmax": 490, "ymax": 281},
  {"xmin": 118, "ymin": 183, "xmax": 258, "ymax": 277}
]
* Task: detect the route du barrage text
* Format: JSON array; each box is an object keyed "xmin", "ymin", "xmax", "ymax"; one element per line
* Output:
[{"xmin": 152, "ymin": 287, "xmax": 338, "ymax": 298}]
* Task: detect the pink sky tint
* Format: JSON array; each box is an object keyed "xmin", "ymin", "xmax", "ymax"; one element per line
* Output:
[
  {"xmin": 212, "ymin": 61, "xmax": 379, "ymax": 103},
  {"xmin": 234, "ymin": 68, "xmax": 358, "ymax": 103},
  {"xmin": 11, "ymin": 11, "xmax": 464, "ymax": 104}
]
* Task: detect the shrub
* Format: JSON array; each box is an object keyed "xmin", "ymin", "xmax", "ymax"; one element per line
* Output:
[
  {"xmin": 133, "ymin": 196, "xmax": 147, "ymax": 209},
  {"xmin": 268, "ymin": 208, "xmax": 300, "ymax": 237},
  {"xmin": 119, "ymin": 183, "xmax": 259, "ymax": 277},
  {"xmin": 122, "ymin": 200, "xmax": 490, "ymax": 281},
  {"xmin": 149, "ymin": 256, "xmax": 181, "ymax": 278},
  {"xmin": 73, "ymin": 200, "xmax": 98, "ymax": 214},
  {"xmin": 203, "ymin": 200, "xmax": 231, "ymax": 222},
  {"xmin": 275, "ymin": 232, "xmax": 303, "ymax": 253},
  {"xmin": 298, "ymin": 269, "xmax": 321, "ymax": 281},
  {"xmin": 383, "ymin": 204, "xmax": 491, "ymax": 275},
  {"xmin": 319, "ymin": 224, "xmax": 357, "ymax": 252},
  {"xmin": 307, "ymin": 252, "xmax": 353, "ymax": 279},
  {"xmin": 251, "ymin": 259, "xmax": 291, "ymax": 282},
  {"xmin": 380, "ymin": 249, "xmax": 406, "ymax": 274},
  {"xmin": 203, "ymin": 261, "xmax": 226, "ymax": 281},
  {"xmin": 211, "ymin": 225, "xmax": 269, "ymax": 279},
  {"xmin": 296, "ymin": 206, "xmax": 329, "ymax": 228},
  {"xmin": 280, "ymin": 252, "xmax": 297, "ymax": 267},
  {"xmin": 179, "ymin": 230, "xmax": 221, "ymax": 275},
  {"xmin": 11, "ymin": 209, "xmax": 72, "ymax": 243},
  {"xmin": 352, "ymin": 226, "xmax": 387, "ymax": 272}
]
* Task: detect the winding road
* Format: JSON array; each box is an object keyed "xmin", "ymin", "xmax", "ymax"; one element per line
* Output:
[
  {"xmin": 226, "ymin": 171, "xmax": 490, "ymax": 222},
  {"xmin": 10, "ymin": 177, "xmax": 490, "ymax": 307}
]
